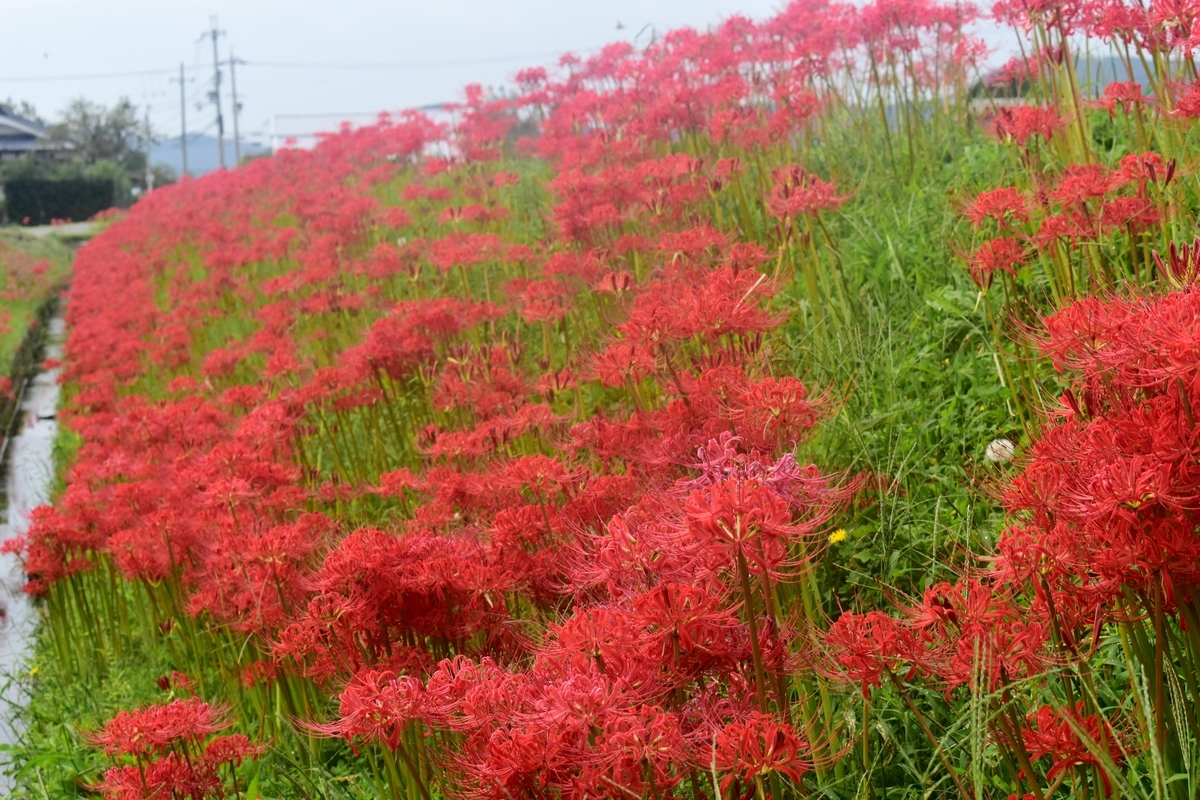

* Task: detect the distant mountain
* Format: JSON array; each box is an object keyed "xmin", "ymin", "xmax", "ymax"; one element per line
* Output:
[{"xmin": 151, "ymin": 134, "xmax": 271, "ymax": 178}]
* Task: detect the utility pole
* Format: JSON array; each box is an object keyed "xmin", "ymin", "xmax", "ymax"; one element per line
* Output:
[
  {"xmin": 229, "ymin": 49, "xmax": 241, "ymax": 165},
  {"xmin": 176, "ymin": 63, "xmax": 188, "ymax": 177},
  {"xmin": 144, "ymin": 108, "xmax": 154, "ymax": 194},
  {"xmin": 200, "ymin": 16, "xmax": 226, "ymax": 169}
]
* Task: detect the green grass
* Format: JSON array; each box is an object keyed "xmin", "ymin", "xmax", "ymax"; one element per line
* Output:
[
  {"xmin": 765, "ymin": 124, "xmax": 1016, "ymax": 610},
  {"xmin": 3, "ymin": 623, "xmax": 392, "ymax": 799},
  {"xmin": 0, "ymin": 229, "xmax": 72, "ymax": 376}
]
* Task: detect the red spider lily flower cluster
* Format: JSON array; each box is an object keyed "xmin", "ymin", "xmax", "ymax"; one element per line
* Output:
[
  {"xmin": 766, "ymin": 167, "xmax": 852, "ymax": 221},
  {"xmin": 13, "ymin": 3, "xmax": 959, "ymax": 793},
  {"xmin": 88, "ymin": 698, "xmax": 262, "ymax": 799},
  {"xmin": 1001, "ymin": 287, "xmax": 1200, "ymax": 618},
  {"xmin": 0, "ymin": 237, "xmax": 60, "ymax": 304},
  {"xmin": 1021, "ymin": 704, "xmax": 1126, "ymax": 792},
  {"xmin": 715, "ymin": 712, "xmax": 812, "ymax": 794},
  {"xmin": 988, "ymin": 106, "xmax": 1070, "ymax": 147},
  {"xmin": 957, "ymin": 155, "xmax": 1175, "ymax": 291}
]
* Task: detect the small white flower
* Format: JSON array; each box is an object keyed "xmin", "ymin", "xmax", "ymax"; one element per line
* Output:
[{"xmin": 985, "ymin": 438, "xmax": 1015, "ymax": 463}]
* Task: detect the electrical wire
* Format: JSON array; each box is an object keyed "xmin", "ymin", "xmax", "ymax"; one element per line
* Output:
[
  {"xmin": 241, "ymin": 51, "xmax": 573, "ymax": 70},
  {"xmin": 0, "ymin": 66, "xmax": 189, "ymax": 82},
  {"xmin": 0, "ymin": 47, "xmax": 598, "ymax": 83}
]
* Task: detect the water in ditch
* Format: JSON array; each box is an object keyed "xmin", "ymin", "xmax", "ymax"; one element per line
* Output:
[{"xmin": 0, "ymin": 313, "xmax": 65, "ymax": 782}]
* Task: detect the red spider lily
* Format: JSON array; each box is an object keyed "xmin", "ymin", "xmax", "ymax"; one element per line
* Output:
[
  {"xmin": 1032, "ymin": 212, "xmax": 1090, "ymax": 249},
  {"xmin": 1100, "ymin": 196, "xmax": 1161, "ymax": 232},
  {"xmin": 155, "ymin": 671, "xmax": 195, "ymax": 695},
  {"xmin": 1117, "ymin": 152, "xmax": 1173, "ymax": 187},
  {"xmin": 204, "ymin": 734, "xmax": 263, "ymax": 768},
  {"xmin": 714, "ymin": 712, "xmax": 811, "ymax": 794},
  {"xmin": 1001, "ymin": 286, "xmax": 1200, "ymax": 613},
  {"xmin": 93, "ymin": 754, "xmax": 223, "ymax": 800},
  {"xmin": 766, "ymin": 166, "xmax": 852, "ymax": 220},
  {"xmin": 85, "ymin": 697, "xmax": 263, "ymax": 799},
  {"xmin": 1094, "ymin": 80, "xmax": 1149, "ymax": 116},
  {"xmin": 379, "ymin": 205, "xmax": 414, "ymax": 229},
  {"xmin": 314, "ymin": 669, "xmax": 429, "ymax": 751},
  {"xmin": 824, "ymin": 610, "xmax": 922, "ymax": 696},
  {"xmin": 905, "ymin": 579, "xmax": 1050, "ymax": 694},
  {"xmin": 28, "ymin": 1, "xmax": 1105, "ymax": 796},
  {"xmin": 685, "ymin": 478, "xmax": 805, "ymax": 576},
  {"xmin": 989, "ymin": 106, "xmax": 1069, "ymax": 147},
  {"xmin": 87, "ymin": 698, "xmax": 230, "ymax": 759},
  {"xmin": 91, "ymin": 733, "xmax": 262, "ymax": 800},
  {"xmin": 632, "ymin": 581, "xmax": 744, "ymax": 671},
  {"xmin": 1051, "ymin": 164, "xmax": 1119, "ymax": 210},
  {"xmin": 1153, "ymin": 237, "xmax": 1200, "ymax": 282},
  {"xmin": 584, "ymin": 706, "xmax": 691, "ymax": 797},
  {"xmin": 989, "ymin": 55, "xmax": 1040, "ymax": 88},
  {"xmin": 964, "ymin": 188, "xmax": 1030, "ymax": 229},
  {"xmin": 967, "ymin": 238, "xmax": 1028, "ymax": 289},
  {"xmin": 1022, "ymin": 704, "xmax": 1126, "ymax": 792},
  {"xmin": 514, "ymin": 276, "xmax": 577, "ymax": 323},
  {"xmin": 1172, "ymin": 81, "xmax": 1200, "ymax": 117}
]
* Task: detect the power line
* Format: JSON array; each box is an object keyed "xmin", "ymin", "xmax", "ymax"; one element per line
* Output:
[
  {"xmin": 241, "ymin": 52, "xmax": 574, "ymax": 70},
  {"xmin": 0, "ymin": 47, "xmax": 598, "ymax": 85},
  {"xmin": 0, "ymin": 66, "xmax": 187, "ymax": 82},
  {"xmin": 273, "ymin": 112, "xmax": 398, "ymax": 119}
]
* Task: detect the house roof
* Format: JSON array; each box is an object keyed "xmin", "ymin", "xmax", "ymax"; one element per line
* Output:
[
  {"xmin": 0, "ymin": 108, "xmax": 68, "ymax": 157},
  {"xmin": 0, "ymin": 108, "xmax": 46, "ymax": 140}
]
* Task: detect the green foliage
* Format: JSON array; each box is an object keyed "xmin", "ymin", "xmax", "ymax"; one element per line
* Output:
[
  {"xmin": 1, "ymin": 160, "xmax": 133, "ymax": 211},
  {"xmin": 0, "ymin": 229, "xmax": 71, "ymax": 372},
  {"xmin": 2, "ymin": 179, "xmax": 114, "ymax": 226},
  {"xmin": 1, "ymin": 96, "xmax": 158, "ymax": 204},
  {"xmin": 0, "ymin": 626, "xmax": 173, "ymax": 797},
  {"xmin": 42, "ymin": 98, "xmax": 143, "ymax": 170},
  {"xmin": 2, "ymin": 609, "xmax": 380, "ymax": 799}
]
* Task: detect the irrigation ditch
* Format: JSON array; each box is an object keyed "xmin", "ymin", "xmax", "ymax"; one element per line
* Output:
[{"xmin": 0, "ymin": 291, "xmax": 67, "ymax": 783}]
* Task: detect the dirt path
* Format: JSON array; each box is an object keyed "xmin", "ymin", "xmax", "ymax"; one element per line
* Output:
[{"xmin": 19, "ymin": 221, "xmax": 97, "ymax": 239}]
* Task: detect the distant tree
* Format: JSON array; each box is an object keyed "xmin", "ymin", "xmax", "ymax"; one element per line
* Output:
[
  {"xmin": 38, "ymin": 97, "xmax": 163, "ymax": 204},
  {"xmin": 43, "ymin": 97, "xmax": 146, "ymax": 167},
  {"xmin": 2, "ymin": 97, "xmax": 166, "ymax": 209},
  {"xmin": 0, "ymin": 98, "xmax": 43, "ymax": 124}
]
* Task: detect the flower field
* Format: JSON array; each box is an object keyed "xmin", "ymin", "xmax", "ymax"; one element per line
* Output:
[{"xmin": 8, "ymin": 1, "xmax": 1200, "ymax": 798}]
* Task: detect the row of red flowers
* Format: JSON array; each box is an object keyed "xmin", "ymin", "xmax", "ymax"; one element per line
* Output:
[{"xmin": 10, "ymin": 0, "xmax": 1200, "ymax": 796}]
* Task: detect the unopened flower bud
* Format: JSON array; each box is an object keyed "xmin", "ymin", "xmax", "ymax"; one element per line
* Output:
[{"xmin": 985, "ymin": 438, "xmax": 1015, "ymax": 463}]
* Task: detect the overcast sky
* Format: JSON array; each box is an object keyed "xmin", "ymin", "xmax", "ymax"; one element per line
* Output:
[{"xmin": 1, "ymin": 0, "xmax": 790, "ymax": 145}]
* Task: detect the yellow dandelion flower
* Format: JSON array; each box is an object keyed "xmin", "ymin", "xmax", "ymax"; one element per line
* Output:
[{"xmin": 828, "ymin": 528, "xmax": 848, "ymax": 544}]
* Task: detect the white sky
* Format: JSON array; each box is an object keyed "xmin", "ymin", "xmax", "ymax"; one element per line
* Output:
[{"xmin": 0, "ymin": 0, "xmax": 785, "ymax": 144}]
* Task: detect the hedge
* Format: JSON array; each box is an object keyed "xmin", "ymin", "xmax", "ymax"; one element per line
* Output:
[{"xmin": 2, "ymin": 178, "xmax": 114, "ymax": 226}]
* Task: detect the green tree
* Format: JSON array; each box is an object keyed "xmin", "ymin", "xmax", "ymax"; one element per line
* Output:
[
  {"xmin": 0, "ymin": 98, "xmax": 43, "ymax": 124},
  {"xmin": 3, "ymin": 97, "xmax": 165, "ymax": 207},
  {"xmin": 43, "ymin": 97, "xmax": 145, "ymax": 167},
  {"xmin": 79, "ymin": 159, "xmax": 133, "ymax": 207}
]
